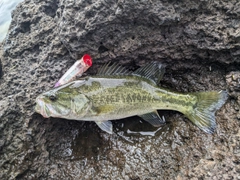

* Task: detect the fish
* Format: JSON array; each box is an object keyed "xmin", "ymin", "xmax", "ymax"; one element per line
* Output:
[{"xmin": 35, "ymin": 62, "xmax": 228, "ymax": 134}]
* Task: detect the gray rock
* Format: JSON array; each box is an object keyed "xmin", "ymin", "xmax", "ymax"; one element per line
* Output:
[
  {"xmin": 57, "ymin": 0, "xmax": 240, "ymax": 64},
  {"xmin": 0, "ymin": 0, "xmax": 239, "ymax": 179},
  {"xmin": 0, "ymin": 42, "xmax": 2, "ymax": 78}
]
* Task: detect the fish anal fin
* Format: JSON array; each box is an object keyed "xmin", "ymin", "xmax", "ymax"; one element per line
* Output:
[
  {"xmin": 95, "ymin": 121, "xmax": 113, "ymax": 134},
  {"xmin": 132, "ymin": 61, "xmax": 165, "ymax": 85},
  {"xmin": 138, "ymin": 110, "xmax": 165, "ymax": 127}
]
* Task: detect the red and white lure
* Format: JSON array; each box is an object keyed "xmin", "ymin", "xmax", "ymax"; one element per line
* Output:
[{"xmin": 54, "ymin": 54, "xmax": 92, "ymax": 87}]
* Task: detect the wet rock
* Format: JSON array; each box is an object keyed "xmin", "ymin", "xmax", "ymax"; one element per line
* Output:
[{"xmin": 0, "ymin": 0, "xmax": 240, "ymax": 180}]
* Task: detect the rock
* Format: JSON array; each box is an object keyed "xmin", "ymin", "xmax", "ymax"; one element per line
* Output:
[
  {"xmin": 0, "ymin": 0, "xmax": 240, "ymax": 179},
  {"xmin": 0, "ymin": 58, "xmax": 2, "ymax": 78},
  {"xmin": 226, "ymin": 71, "xmax": 240, "ymax": 121},
  {"xmin": 0, "ymin": 43, "xmax": 2, "ymax": 78},
  {"xmin": 57, "ymin": 0, "xmax": 240, "ymax": 64}
]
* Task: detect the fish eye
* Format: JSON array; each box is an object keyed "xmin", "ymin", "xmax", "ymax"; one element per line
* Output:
[{"xmin": 49, "ymin": 95, "xmax": 57, "ymax": 101}]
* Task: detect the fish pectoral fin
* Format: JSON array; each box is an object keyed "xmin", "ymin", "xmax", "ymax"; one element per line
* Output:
[
  {"xmin": 132, "ymin": 61, "xmax": 165, "ymax": 85},
  {"xmin": 95, "ymin": 121, "xmax": 113, "ymax": 134},
  {"xmin": 138, "ymin": 111, "xmax": 165, "ymax": 127}
]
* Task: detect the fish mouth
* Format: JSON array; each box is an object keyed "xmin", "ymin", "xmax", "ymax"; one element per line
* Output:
[
  {"xmin": 35, "ymin": 97, "xmax": 50, "ymax": 118},
  {"xmin": 35, "ymin": 96, "xmax": 70, "ymax": 118}
]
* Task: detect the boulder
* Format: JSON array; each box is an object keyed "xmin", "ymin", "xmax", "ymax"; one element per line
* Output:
[{"xmin": 0, "ymin": 0, "xmax": 239, "ymax": 179}]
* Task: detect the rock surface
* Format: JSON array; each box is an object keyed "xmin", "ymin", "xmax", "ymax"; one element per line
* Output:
[{"xmin": 0, "ymin": 0, "xmax": 240, "ymax": 179}]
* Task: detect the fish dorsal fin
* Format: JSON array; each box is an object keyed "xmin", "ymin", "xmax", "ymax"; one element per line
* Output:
[
  {"xmin": 132, "ymin": 61, "xmax": 165, "ymax": 85},
  {"xmin": 138, "ymin": 111, "xmax": 165, "ymax": 127},
  {"xmin": 95, "ymin": 121, "xmax": 113, "ymax": 134},
  {"xmin": 97, "ymin": 62, "xmax": 131, "ymax": 76}
]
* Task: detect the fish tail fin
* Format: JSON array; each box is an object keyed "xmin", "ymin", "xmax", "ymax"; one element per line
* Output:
[{"xmin": 185, "ymin": 90, "xmax": 228, "ymax": 133}]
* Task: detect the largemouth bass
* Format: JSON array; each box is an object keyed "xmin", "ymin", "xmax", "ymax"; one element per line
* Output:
[{"xmin": 35, "ymin": 62, "xmax": 228, "ymax": 134}]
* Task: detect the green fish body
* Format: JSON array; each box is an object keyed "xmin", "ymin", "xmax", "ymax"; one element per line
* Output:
[{"xmin": 35, "ymin": 62, "xmax": 228, "ymax": 134}]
